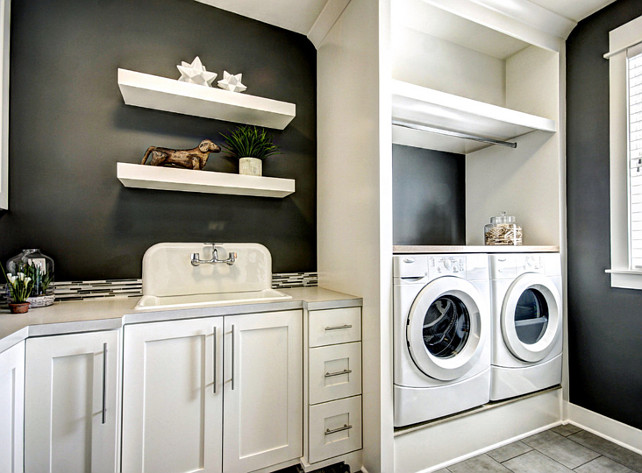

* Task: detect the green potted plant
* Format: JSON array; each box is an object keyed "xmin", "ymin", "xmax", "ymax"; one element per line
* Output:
[
  {"xmin": 2, "ymin": 266, "xmax": 34, "ymax": 313},
  {"xmin": 219, "ymin": 125, "xmax": 280, "ymax": 176}
]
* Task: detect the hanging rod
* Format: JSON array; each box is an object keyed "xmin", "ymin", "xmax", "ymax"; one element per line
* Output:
[{"xmin": 392, "ymin": 119, "xmax": 518, "ymax": 149}]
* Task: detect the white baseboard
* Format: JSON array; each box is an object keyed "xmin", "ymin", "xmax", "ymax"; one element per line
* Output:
[{"xmin": 565, "ymin": 402, "xmax": 642, "ymax": 455}]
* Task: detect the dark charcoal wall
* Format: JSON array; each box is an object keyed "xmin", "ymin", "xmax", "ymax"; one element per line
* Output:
[
  {"xmin": 567, "ymin": 0, "xmax": 642, "ymax": 430},
  {"xmin": 0, "ymin": 0, "xmax": 316, "ymax": 279},
  {"xmin": 392, "ymin": 144, "xmax": 465, "ymax": 245}
]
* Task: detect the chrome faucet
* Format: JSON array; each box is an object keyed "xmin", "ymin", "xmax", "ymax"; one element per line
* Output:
[{"xmin": 191, "ymin": 244, "xmax": 237, "ymax": 266}]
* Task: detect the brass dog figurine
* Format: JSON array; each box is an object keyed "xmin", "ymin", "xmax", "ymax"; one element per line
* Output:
[{"xmin": 141, "ymin": 139, "xmax": 221, "ymax": 170}]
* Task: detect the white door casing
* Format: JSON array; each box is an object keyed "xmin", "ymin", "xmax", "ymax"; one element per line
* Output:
[
  {"xmin": 501, "ymin": 273, "xmax": 561, "ymax": 362},
  {"xmin": 121, "ymin": 317, "xmax": 223, "ymax": 473},
  {"xmin": 24, "ymin": 331, "xmax": 119, "ymax": 473},
  {"xmin": 406, "ymin": 276, "xmax": 488, "ymax": 381}
]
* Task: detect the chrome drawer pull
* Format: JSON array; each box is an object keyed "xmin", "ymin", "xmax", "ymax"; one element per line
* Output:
[
  {"xmin": 325, "ymin": 424, "xmax": 353, "ymax": 435},
  {"xmin": 325, "ymin": 369, "xmax": 352, "ymax": 378},
  {"xmin": 324, "ymin": 324, "xmax": 352, "ymax": 331},
  {"xmin": 101, "ymin": 342, "xmax": 107, "ymax": 425}
]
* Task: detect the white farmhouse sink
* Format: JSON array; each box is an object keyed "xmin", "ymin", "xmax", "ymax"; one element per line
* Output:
[
  {"xmin": 136, "ymin": 242, "xmax": 290, "ymax": 311},
  {"xmin": 135, "ymin": 289, "xmax": 291, "ymax": 311}
]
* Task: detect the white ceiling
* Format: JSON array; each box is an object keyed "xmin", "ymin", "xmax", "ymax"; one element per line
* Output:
[
  {"xmin": 194, "ymin": 0, "xmax": 619, "ymax": 43},
  {"xmin": 528, "ymin": 0, "xmax": 617, "ymax": 22}
]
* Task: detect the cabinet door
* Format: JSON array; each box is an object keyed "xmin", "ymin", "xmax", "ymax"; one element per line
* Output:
[
  {"xmin": 25, "ymin": 330, "xmax": 119, "ymax": 473},
  {"xmin": 122, "ymin": 317, "xmax": 223, "ymax": 473},
  {"xmin": 223, "ymin": 310, "xmax": 302, "ymax": 473},
  {"xmin": 0, "ymin": 341, "xmax": 24, "ymax": 473}
]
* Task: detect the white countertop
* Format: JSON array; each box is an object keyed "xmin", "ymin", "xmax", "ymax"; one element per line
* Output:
[{"xmin": 0, "ymin": 287, "xmax": 361, "ymax": 353}]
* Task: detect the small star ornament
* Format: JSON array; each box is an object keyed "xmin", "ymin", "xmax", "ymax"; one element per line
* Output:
[
  {"xmin": 177, "ymin": 56, "xmax": 217, "ymax": 87},
  {"xmin": 217, "ymin": 71, "xmax": 247, "ymax": 93}
]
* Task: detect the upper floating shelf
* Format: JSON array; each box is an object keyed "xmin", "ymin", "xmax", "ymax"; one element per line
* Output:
[
  {"xmin": 391, "ymin": 79, "xmax": 557, "ymax": 154},
  {"xmin": 117, "ymin": 69, "xmax": 296, "ymax": 130}
]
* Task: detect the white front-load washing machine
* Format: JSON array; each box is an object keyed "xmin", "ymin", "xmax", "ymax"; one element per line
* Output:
[
  {"xmin": 393, "ymin": 253, "xmax": 491, "ymax": 427},
  {"xmin": 489, "ymin": 253, "xmax": 563, "ymax": 401}
]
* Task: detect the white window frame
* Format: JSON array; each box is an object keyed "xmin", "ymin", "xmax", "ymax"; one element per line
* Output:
[{"xmin": 605, "ymin": 14, "xmax": 642, "ymax": 289}]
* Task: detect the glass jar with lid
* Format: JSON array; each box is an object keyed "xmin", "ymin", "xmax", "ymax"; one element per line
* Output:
[
  {"xmin": 6, "ymin": 249, "xmax": 55, "ymax": 307},
  {"xmin": 484, "ymin": 212, "xmax": 523, "ymax": 246}
]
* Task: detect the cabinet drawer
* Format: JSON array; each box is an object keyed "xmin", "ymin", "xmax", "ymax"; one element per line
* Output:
[
  {"xmin": 309, "ymin": 342, "xmax": 361, "ymax": 405},
  {"xmin": 308, "ymin": 396, "xmax": 362, "ymax": 464},
  {"xmin": 309, "ymin": 307, "xmax": 361, "ymax": 347}
]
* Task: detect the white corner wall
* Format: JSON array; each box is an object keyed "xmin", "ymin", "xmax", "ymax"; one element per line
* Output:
[{"xmin": 316, "ymin": 0, "xmax": 394, "ymax": 472}]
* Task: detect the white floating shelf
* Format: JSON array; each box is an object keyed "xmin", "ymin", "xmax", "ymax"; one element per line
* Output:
[
  {"xmin": 117, "ymin": 163, "xmax": 295, "ymax": 198},
  {"xmin": 391, "ymin": 79, "xmax": 557, "ymax": 154},
  {"xmin": 118, "ymin": 69, "xmax": 296, "ymax": 130}
]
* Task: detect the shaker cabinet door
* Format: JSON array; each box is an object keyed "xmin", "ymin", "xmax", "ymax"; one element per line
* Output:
[
  {"xmin": 0, "ymin": 341, "xmax": 24, "ymax": 473},
  {"xmin": 121, "ymin": 317, "xmax": 223, "ymax": 473},
  {"xmin": 24, "ymin": 330, "xmax": 119, "ymax": 473},
  {"xmin": 223, "ymin": 310, "xmax": 302, "ymax": 473}
]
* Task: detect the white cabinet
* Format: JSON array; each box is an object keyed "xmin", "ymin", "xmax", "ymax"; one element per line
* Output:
[
  {"xmin": 305, "ymin": 306, "xmax": 362, "ymax": 467},
  {"xmin": 121, "ymin": 317, "xmax": 223, "ymax": 473},
  {"xmin": 0, "ymin": 341, "xmax": 24, "ymax": 473},
  {"xmin": 223, "ymin": 311, "xmax": 302, "ymax": 472},
  {"xmin": 122, "ymin": 309, "xmax": 302, "ymax": 473},
  {"xmin": 24, "ymin": 330, "xmax": 120, "ymax": 473}
]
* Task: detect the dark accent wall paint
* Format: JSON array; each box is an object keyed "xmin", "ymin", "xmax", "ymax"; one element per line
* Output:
[
  {"xmin": 392, "ymin": 144, "xmax": 465, "ymax": 245},
  {"xmin": 567, "ymin": 0, "xmax": 642, "ymax": 430},
  {"xmin": 0, "ymin": 0, "xmax": 316, "ymax": 279}
]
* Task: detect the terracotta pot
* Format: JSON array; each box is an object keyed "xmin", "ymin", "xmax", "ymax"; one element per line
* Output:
[
  {"xmin": 239, "ymin": 157, "xmax": 262, "ymax": 176},
  {"xmin": 8, "ymin": 302, "xmax": 30, "ymax": 314}
]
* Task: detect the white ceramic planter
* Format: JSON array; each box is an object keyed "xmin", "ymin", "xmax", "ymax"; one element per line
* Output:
[{"xmin": 239, "ymin": 157, "xmax": 262, "ymax": 176}]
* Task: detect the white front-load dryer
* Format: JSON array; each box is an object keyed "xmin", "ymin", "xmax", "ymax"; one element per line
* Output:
[
  {"xmin": 489, "ymin": 253, "xmax": 563, "ymax": 401},
  {"xmin": 393, "ymin": 253, "xmax": 491, "ymax": 427}
]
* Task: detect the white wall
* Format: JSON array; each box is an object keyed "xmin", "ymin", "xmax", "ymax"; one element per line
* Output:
[{"xmin": 316, "ymin": 0, "xmax": 394, "ymax": 471}]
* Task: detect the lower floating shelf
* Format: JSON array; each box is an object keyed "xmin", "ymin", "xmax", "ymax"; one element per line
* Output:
[{"xmin": 117, "ymin": 163, "xmax": 295, "ymax": 198}]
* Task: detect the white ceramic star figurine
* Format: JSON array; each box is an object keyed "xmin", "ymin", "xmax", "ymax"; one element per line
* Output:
[
  {"xmin": 177, "ymin": 56, "xmax": 217, "ymax": 87},
  {"xmin": 217, "ymin": 71, "xmax": 247, "ymax": 93}
]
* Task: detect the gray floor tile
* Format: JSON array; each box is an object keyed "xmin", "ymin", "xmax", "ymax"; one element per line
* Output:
[
  {"xmin": 522, "ymin": 429, "xmax": 600, "ymax": 468},
  {"xmin": 432, "ymin": 469, "xmax": 450, "ymax": 473},
  {"xmin": 503, "ymin": 450, "xmax": 575, "ymax": 473},
  {"xmin": 569, "ymin": 430, "xmax": 642, "ymax": 472},
  {"xmin": 488, "ymin": 440, "xmax": 532, "ymax": 462},
  {"xmin": 447, "ymin": 454, "xmax": 512, "ymax": 473},
  {"xmin": 575, "ymin": 456, "xmax": 637, "ymax": 473},
  {"xmin": 551, "ymin": 423, "xmax": 582, "ymax": 437}
]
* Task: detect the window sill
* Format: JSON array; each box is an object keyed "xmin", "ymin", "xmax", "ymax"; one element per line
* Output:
[{"xmin": 605, "ymin": 269, "xmax": 642, "ymax": 289}]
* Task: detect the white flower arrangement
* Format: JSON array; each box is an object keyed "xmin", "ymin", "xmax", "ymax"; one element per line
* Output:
[{"xmin": 3, "ymin": 270, "xmax": 34, "ymax": 303}]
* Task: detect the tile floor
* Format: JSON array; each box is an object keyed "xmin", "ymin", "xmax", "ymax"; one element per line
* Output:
[{"xmin": 439, "ymin": 424, "xmax": 642, "ymax": 473}]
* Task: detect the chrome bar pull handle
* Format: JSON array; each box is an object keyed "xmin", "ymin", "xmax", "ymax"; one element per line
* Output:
[
  {"xmin": 231, "ymin": 325, "xmax": 235, "ymax": 391},
  {"xmin": 101, "ymin": 342, "xmax": 107, "ymax": 425},
  {"xmin": 325, "ymin": 369, "xmax": 353, "ymax": 378},
  {"xmin": 213, "ymin": 326, "xmax": 217, "ymax": 394},
  {"xmin": 324, "ymin": 324, "xmax": 352, "ymax": 331},
  {"xmin": 325, "ymin": 424, "xmax": 353, "ymax": 435}
]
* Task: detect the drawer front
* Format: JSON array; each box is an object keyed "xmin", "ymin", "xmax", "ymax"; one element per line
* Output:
[
  {"xmin": 309, "ymin": 342, "xmax": 361, "ymax": 405},
  {"xmin": 309, "ymin": 307, "xmax": 361, "ymax": 347},
  {"xmin": 309, "ymin": 396, "xmax": 362, "ymax": 464}
]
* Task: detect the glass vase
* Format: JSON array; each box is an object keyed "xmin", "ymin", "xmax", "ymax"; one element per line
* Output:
[{"xmin": 6, "ymin": 249, "xmax": 55, "ymax": 307}]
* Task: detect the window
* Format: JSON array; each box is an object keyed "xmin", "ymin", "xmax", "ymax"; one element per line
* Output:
[{"xmin": 606, "ymin": 15, "xmax": 642, "ymax": 289}]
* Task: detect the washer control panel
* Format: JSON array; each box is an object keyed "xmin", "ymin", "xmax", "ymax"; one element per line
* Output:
[{"xmin": 429, "ymin": 256, "xmax": 465, "ymax": 275}]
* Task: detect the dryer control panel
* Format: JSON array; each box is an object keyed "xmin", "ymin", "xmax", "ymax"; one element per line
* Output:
[{"xmin": 429, "ymin": 256, "xmax": 465, "ymax": 275}]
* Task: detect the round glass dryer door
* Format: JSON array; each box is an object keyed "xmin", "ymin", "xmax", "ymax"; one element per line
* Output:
[
  {"xmin": 501, "ymin": 273, "xmax": 561, "ymax": 363},
  {"xmin": 423, "ymin": 295, "xmax": 470, "ymax": 358},
  {"xmin": 407, "ymin": 276, "xmax": 488, "ymax": 381}
]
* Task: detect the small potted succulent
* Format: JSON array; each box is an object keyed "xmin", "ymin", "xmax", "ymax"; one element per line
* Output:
[
  {"xmin": 2, "ymin": 267, "xmax": 33, "ymax": 313},
  {"xmin": 219, "ymin": 125, "xmax": 280, "ymax": 176}
]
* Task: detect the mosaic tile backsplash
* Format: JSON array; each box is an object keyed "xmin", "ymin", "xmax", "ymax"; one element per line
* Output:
[{"xmin": 2, "ymin": 272, "xmax": 318, "ymax": 303}]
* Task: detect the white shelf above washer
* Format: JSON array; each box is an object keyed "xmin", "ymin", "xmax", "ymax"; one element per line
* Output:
[
  {"xmin": 117, "ymin": 68, "xmax": 296, "ymax": 130},
  {"xmin": 117, "ymin": 163, "xmax": 295, "ymax": 198},
  {"xmin": 391, "ymin": 79, "xmax": 557, "ymax": 154}
]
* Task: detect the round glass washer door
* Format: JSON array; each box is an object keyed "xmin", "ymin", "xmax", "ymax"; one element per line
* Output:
[
  {"xmin": 501, "ymin": 273, "xmax": 561, "ymax": 363},
  {"xmin": 407, "ymin": 276, "xmax": 488, "ymax": 381}
]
